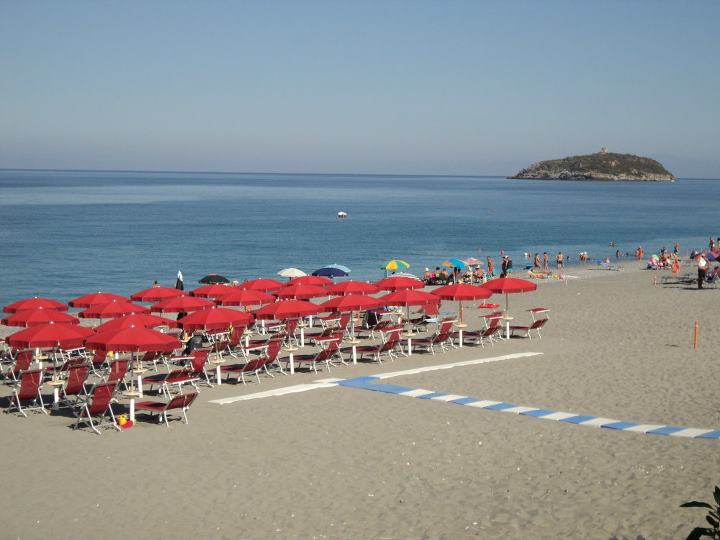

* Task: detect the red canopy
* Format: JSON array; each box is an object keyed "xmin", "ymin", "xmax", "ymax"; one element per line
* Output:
[
  {"xmin": 94, "ymin": 313, "xmax": 178, "ymax": 334},
  {"xmin": 85, "ymin": 325, "xmax": 180, "ymax": 353},
  {"xmin": 275, "ymin": 284, "xmax": 328, "ymax": 300},
  {"xmin": 483, "ymin": 277, "xmax": 537, "ymax": 294},
  {"xmin": 3, "ymin": 297, "xmax": 68, "ymax": 314},
  {"xmin": 78, "ymin": 300, "xmax": 150, "ymax": 319},
  {"xmin": 319, "ymin": 295, "xmax": 381, "ymax": 313},
  {"xmin": 6, "ymin": 323, "xmax": 94, "ymax": 350},
  {"xmin": 253, "ymin": 300, "xmax": 320, "ymax": 320},
  {"xmin": 216, "ymin": 289, "xmax": 275, "ymax": 307},
  {"xmin": 150, "ymin": 295, "xmax": 215, "ymax": 313},
  {"xmin": 190, "ymin": 284, "xmax": 234, "ymax": 298},
  {"xmin": 239, "ymin": 278, "xmax": 284, "ymax": 292},
  {"xmin": 431, "ymin": 283, "xmax": 492, "ymax": 301},
  {"xmin": 1, "ymin": 308, "xmax": 80, "ymax": 327},
  {"xmin": 69, "ymin": 292, "xmax": 128, "ymax": 308},
  {"xmin": 378, "ymin": 290, "xmax": 440, "ymax": 307},
  {"xmin": 130, "ymin": 286, "xmax": 184, "ymax": 303},
  {"xmin": 327, "ymin": 281, "xmax": 380, "ymax": 296},
  {"xmin": 375, "ymin": 276, "xmax": 425, "ymax": 291},
  {"xmin": 287, "ymin": 276, "xmax": 333, "ymax": 288},
  {"xmin": 178, "ymin": 308, "xmax": 254, "ymax": 332}
]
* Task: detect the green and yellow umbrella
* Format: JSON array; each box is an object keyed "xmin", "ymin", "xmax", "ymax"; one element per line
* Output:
[{"xmin": 383, "ymin": 259, "xmax": 411, "ymax": 271}]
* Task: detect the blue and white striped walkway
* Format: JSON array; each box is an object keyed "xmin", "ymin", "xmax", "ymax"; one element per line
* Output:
[{"xmin": 337, "ymin": 376, "xmax": 720, "ymax": 440}]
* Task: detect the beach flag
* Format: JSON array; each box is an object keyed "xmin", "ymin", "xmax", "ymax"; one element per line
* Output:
[{"xmin": 175, "ymin": 271, "xmax": 184, "ymax": 291}]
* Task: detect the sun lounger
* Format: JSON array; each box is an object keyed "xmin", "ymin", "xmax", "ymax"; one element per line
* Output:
[
  {"xmin": 73, "ymin": 382, "xmax": 120, "ymax": 435},
  {"xmin": 135, "ymin": 392, "xmax": 198, "ymax": 426},
  {"xmin": 7, "ymin": 368, "xmax": 47, "ymax": 416},
  {"xmin": 509, "ymin": 318, "xmax": 548, "ymax": 339}
]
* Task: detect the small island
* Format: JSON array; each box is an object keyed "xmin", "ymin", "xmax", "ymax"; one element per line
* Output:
[{"xmin": 509, "ymin": 149, "xmax": 675, "ymax": 182}]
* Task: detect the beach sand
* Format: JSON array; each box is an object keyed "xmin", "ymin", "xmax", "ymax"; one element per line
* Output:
[{"xmin": 1, "ymin": 264, "xmax": 718, "ymax": 539}]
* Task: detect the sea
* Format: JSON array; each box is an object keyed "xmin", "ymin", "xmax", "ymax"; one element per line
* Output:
[{"xmin": 0, "ymin": 169, "xmax": 717, "ymax": 306}]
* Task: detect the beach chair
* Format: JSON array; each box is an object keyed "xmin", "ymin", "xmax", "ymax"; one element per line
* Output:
[
  {"xmin": 509, "ymin": 318, "xmax": 548, "ymax": 339},
  {"xmin": 143, "ymin": 350, "xmax": 211, "ymax": 395},
  {"xmin": 134, "ymin": 392, "xmax": 198, "ymax": 426},
  {"xmin": 527, "ymin": 307, "xmax": 550, "ymax": 321},
  {"xmin": 290, "ymin": 340, "xmax": 342, "ymax": 374},
  {"xmin": 87, "ymin": 350, "xmax": 110, "ymax": 376},
  {"xmin": 7, "ymin": 369, "xmax": 47, "ymax": 416},
  {"xmin": 60, "ymin": 364, "xmax": 90, "ymax": 406},
  {"xmin": 72, "ymin": 382, "xmax": 120, "ymax": 435},
  {"xmin": 221, "ymin": 339, "xmax": 282, "ymax": 384},
  {"xmin": 104, "ymin": 358, "xmax": 130, "ymax": 391},
  {"xmin": 454, "ymin": 325, "xmax": 500, "ymax": 347},
  {"xmin": 412, "ymin": 319, "xmax": 454, "ymax": 354},
  {"xmin": 345, "ymin": 330, "xmax": 400, "ymax": 364},
  {"xmin": 2, "ymin": 350, "xmax": 33, "ymax": 382}
]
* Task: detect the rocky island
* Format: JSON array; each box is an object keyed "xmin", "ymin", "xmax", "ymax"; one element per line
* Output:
[{"xmin": 509, "ymin": 149, "xmax": 675, "ymax": 182}]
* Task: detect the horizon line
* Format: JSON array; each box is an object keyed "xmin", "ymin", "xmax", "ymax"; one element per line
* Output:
[{"xmin": 0, "ymin": 167, "xmax": 505, "ymax": 179}]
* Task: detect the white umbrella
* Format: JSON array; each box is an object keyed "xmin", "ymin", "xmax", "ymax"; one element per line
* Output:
[{"xmin": 278, "ymin": 267, "xmax": 307, "ymax": 278}]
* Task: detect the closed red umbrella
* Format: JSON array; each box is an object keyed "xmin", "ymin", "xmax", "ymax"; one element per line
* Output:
[
  {"xmin": 275, "ymin": 284, "xmax": 328, "ymax": 300},
  {"xmin": 375, "ymin": 276, "xmax": 425, "ymax": 291},
  {"xmin": 287, "ymin": 276, "xmax": 333, "ymax": 288},
  {"xmin": 482, "ymin": 277, "xmax": 537, "ymax": 312},
  {"xmin": 6, "ymin": 323, "xmax": 94, "ymax": 350},
  {"xmin": 85, "ymin": 325, "xmax": 180, "ymax": 353},
  {"xmin": 178, "ymin": 307, "xmax": 254, "ymax": 333},
  {"xmin": 78, "ymin": 300, "xmax": 150, "ymax": 319},
  {"xmin": 3, "ymin": 297, "xmax": 68, "ymax": 313},
  {"xmin": 69, "ymin": 292, "xmax": 128, "ymax": 308},
  {"xmin": 431, "ymin": 283, "xmax": 491, "ymax": 327},
  {"xmin": 190, "ymin": 284, "xmax": 234, "ymax": 298},
  {"xmin": 327, "ymin": 281, "xmax": 380, "ymax": 296},
  {"xmin": 150, "ymin": 295, "xmax": 215, "ymax": 313},
  {"xmin": 239, "ymin": 278, "xmax": 284, "ymax": 292},
  {"xmin": 215, "ymin": 289, "xmax": 275, "ymax": 308},
  {"xmin": 94, "ymin": 313, "xmax": 178, "ymax": 334},
  {"xmin": 130, "ymin": 286, "xmax": 184, "ymax": 303},
  {"xmin": 1, "ymin": 308, "xmax": 80, "ymax": 327},
  {"xmin": 378, "ymin": 290, "xmax": 441, "ymax": 335},
  {"xmin": 253, "ymin": 300, "xmax": 320, "ymax": 321}
]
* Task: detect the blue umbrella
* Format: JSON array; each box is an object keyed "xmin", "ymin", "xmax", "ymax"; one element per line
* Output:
[
  {"xmin": 312, "ymin": 267, "xmax": 349, "ymax": 277},
  {"xmin": 443, "ymin": 258, "xmax": 468, "ymax": 268},
  {"xmin": 325, "ymin": 263, "xmax": 351, "ymax": 273}
]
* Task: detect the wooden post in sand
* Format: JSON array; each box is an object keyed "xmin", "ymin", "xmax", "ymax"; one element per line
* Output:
[{"xmin": 693, "ymin": 320, "xmax": 699, "ymax": 350}]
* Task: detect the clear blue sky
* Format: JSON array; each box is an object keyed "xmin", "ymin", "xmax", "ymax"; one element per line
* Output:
[{"xmin": 1, "ymin": 1, "xmax": 718, "ymax": 177}]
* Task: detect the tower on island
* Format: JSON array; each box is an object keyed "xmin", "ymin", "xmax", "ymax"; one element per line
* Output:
[{"xmin": 599, "ymin": 147, "xmax": 608, "ymax": 155}]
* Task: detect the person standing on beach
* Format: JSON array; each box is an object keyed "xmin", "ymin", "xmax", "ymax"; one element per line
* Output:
[
  {"xmin": 533, "ymin": 253, "xmax": 541, "ymax": 269},
  {"xmin": 556, "ymin": 251, "xmax": 564, "ymax": 269},
  {"xmin": 696, "ymin": 254, "xmax": 707, "ymax": 289},
  {"xmin": 500, "ymin": 256, "xmax": 508, "ymax": 278},
  {"xmin": 543, "ymin": 252, "xmax": 549, "ymax": 270},
  {"xmin": 487, "ymin": 256, "xmax": 495, "ymax": 278}
]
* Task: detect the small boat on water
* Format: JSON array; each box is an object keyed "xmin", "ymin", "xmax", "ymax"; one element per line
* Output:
[{"xmin": 337, "ymin": 211, "xmax": 348, "ymax": 219}]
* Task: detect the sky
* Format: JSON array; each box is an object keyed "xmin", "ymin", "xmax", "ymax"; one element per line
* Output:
[{"xmin": 1, "ymin": 1, "xmax": 718, "ymax": 177}]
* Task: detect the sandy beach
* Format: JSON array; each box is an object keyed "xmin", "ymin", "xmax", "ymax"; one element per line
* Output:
[{"xmin": 1, "ymin": 263, "xmax": 718, "ymax": 539}]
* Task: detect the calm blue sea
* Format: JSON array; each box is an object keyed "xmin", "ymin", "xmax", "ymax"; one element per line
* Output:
[{"xmin": 0, "ymin": 169, "xmax": 717, "ymax": 306}]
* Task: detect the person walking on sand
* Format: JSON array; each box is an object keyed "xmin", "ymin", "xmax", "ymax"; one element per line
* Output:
[
  {"xmin": 543, "ymin": 252, "xmax": 549, "ymax": 270},
  {"xmin": 696, "ymin": 253, "xmax": 708, "ymax": 289}
]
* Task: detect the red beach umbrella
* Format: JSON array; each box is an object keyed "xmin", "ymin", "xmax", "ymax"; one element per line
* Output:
[
  {"xmin": 190, "ymin": 284, "xmax": 234, "ymax": 298},
  {"xmin": 3, "ymin": 297, "xmax": 68, "ymax": 314},
  {"xmin": 78, "ymin": 300, "xmax": 150, "ymax": 319},
  {"xmin": 239, "ymin": 278, "xmax": 284, "ymax": 292},
  {"xmin": 482, "ymin": 277, "xmax": 537, "ymax": 313},
  {"xmin": 319, "ymin": 294, "xmax": 381, "ymax": 313},
  {"xmin": 287, "ymin": 276, "xmax": 333, "ymax": 288},
  {"xmin": 327, "ymin": 281, "xmax": 380, "ymax": 296},
  {"xmin": 378, "ymin": 290, "xmax": 441, "ymax": 334},
  {"xmin": 150, "ymin": 295, "xmax": 215, "ymax": 313},
  {"xmin": 1, "ymin": 308, "xmax": 80, "ymax": 327},
  {"xmin": 7, "ymin": 323, "xmax": 94, "ymax": 350},
  {"xmin": 431, "ymin": 283, "xmax": 491, "ymax": 326},
  {"xmin": 274, "ymin": 284, "xmax": 328, "ymax": 300},
  {"xmin": 216, "ymin": 289, "xmax": 276, "ymax": 308},
  {"xmin": 253, "ymin": 300, "xmax": 320, "ymax": 321},
  {"xmin": 130, "ymin": 286, "xmax": 184, "ymax": 303},
  {"xmin": 375, "ymin": 276, "xmax": 425, "ymax": 291},
  {"xmin": 94, "ymin": 313, "xmax": 178, "ymax": 334},
  {"xmin": 69, "ymin": 292, "xmax": 127, "ymax": 308},
  {"xmin": 178, "ymin": 308, "xmax": 254, "ymax": 332},
  {"xmin": 85, "ymin": 325, "xmax": 180, "ymax": 353}
]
